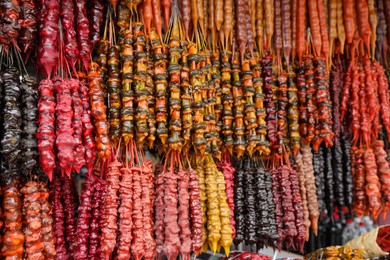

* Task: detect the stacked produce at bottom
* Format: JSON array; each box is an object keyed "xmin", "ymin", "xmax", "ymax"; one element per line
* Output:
[
  {"xmin": 305, "ymin": 245, "xmax": 369, "ymax": 260},
  {"xmin": 305, "ymin": 225, "xmax": 390, "ymax": 260},
  {"xmin": 3, "ymin": 0, "xmax": 390, "ymax": 258}
]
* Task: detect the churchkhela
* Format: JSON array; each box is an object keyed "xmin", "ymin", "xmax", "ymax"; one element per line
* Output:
[{"xmin": 0, "ymin": 0, "xmax": 389, "ymax": 258}]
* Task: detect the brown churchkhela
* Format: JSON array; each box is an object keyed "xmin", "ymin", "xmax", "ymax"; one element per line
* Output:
[{"xmin": 2, "ymin": 0, "xmax": 390, "ymax": 258}]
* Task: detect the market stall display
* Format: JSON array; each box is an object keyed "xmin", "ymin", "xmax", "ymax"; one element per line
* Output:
[{"xmin": 0, "ymin": 0, "xmax": 390, "ymax": 259}]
